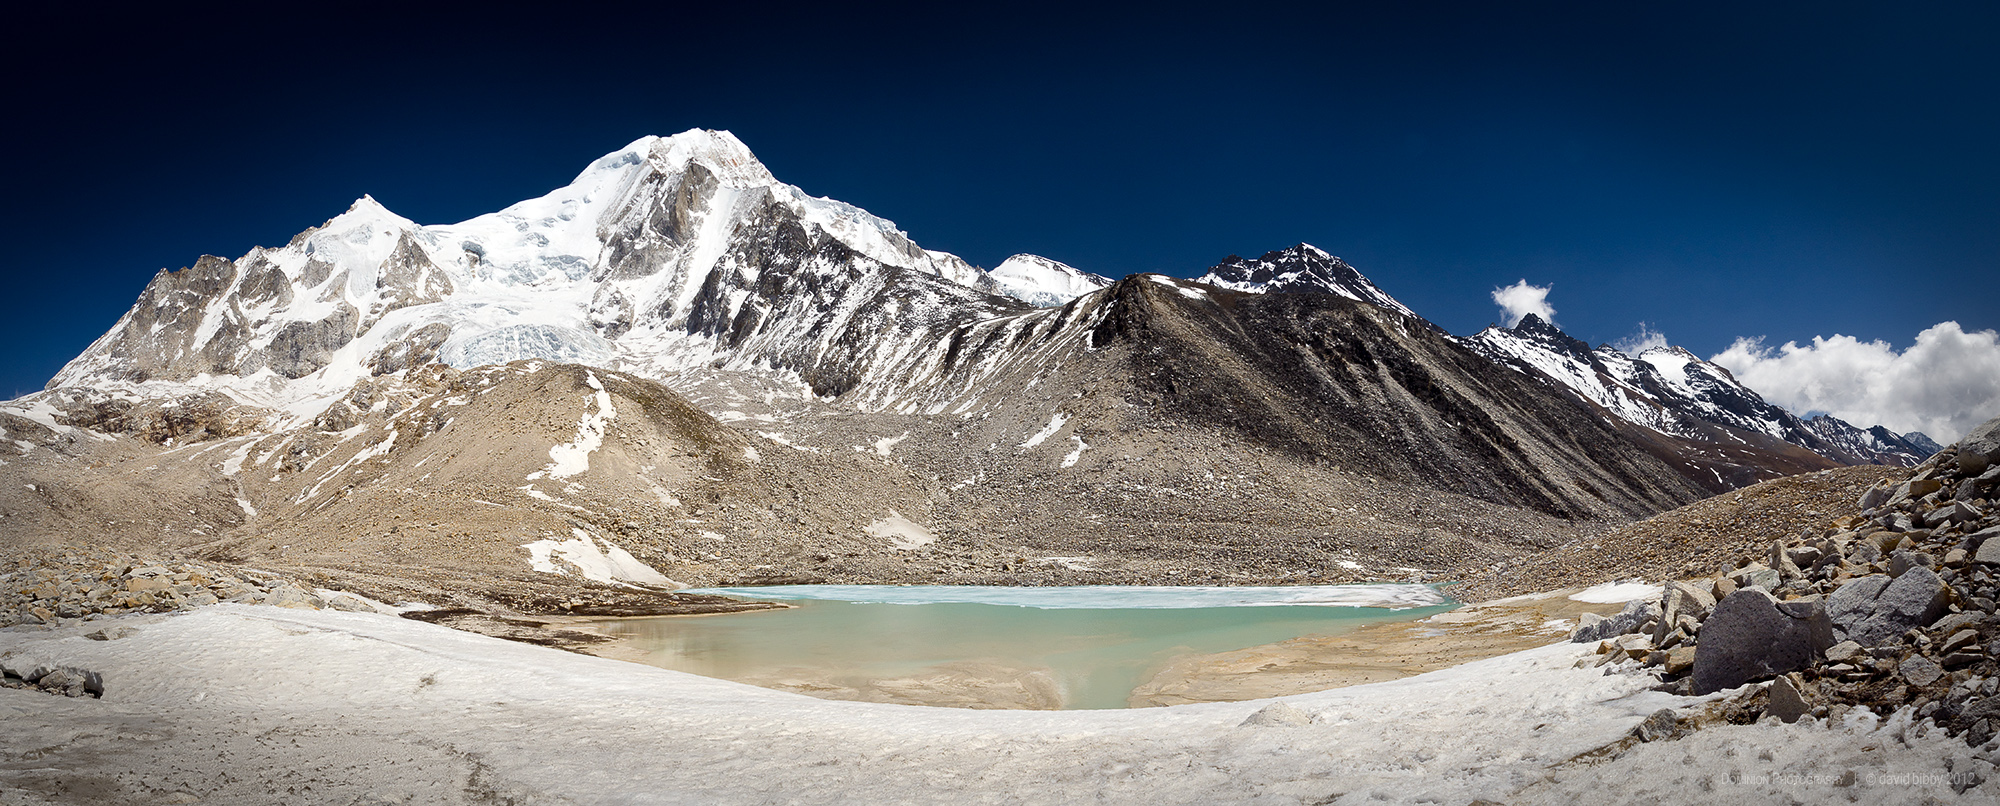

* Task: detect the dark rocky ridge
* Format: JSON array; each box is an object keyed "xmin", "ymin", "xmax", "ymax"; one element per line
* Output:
[{"xmin": 1085, "ymin": 277, "xmax": 1703, "ymax": 519}]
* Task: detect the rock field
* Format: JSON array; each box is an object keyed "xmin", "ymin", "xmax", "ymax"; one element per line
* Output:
[{"xmin": 1560, "ymin": 415, "xmax": 2000, "ymax": 766}]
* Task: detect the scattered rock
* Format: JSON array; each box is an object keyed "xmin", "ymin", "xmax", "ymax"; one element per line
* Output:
[
  {"xmin": 1961, "ymin": 451, "xmax": 1991, "ymax": 477},
  {"xmin": 1633, "ymin": 709, "xmax": 1682, "ymax": 742},
  {"xmin": 1240, "ymin": 701, "xmax": 1312, "ymax": 727},
  {"xmin": 84, "ymin": 626, "xmax": 138, "ymax": 641},
  {"xmin": 1711, "ymin": 576, "xmax": 1737, "ymax": 599},
  {"xmin": 1571, "ymin": 598, "xmax": 1660, "ymax": 643},
  {"xmin": 1765, "ymin": 676, "xmax": 1810, "ymax": 723},
  {"xmin": 3, "ymin": 665, "xmax": 105, "ymax": 698},
  {"xmin": 1891, "ymin": 478, "xmax": 1945, "ymax": 506},
  {"xmin": 1859, "ymin": 484, "xmax": 1893, "ymax": 510},
  {"xmin": 1661, "ymin": 580, "xmax": 1715, "ymax": 624},
  {"xmin": 1976, "ymin": 537, "xmax": 2000, "ymax": 566},
  {"xmin": 1663, "ymin": 645, "xmax": 1697, "ymax": 676},
  {"xmin": 1900, "ymin": 656, "xmax": 1945, "ymax": 687},
  {"xmin": 263, "ymin": 586, "xmax": 324, "ymax": 610},
  {"xmin": 325, "ymin": 594, "xmax": 376, "ymax": 612}
]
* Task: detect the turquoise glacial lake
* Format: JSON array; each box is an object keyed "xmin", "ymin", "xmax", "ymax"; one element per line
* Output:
[{"xmin": 592, "ymin": 585, "xmax": 1458, "ymax": 710}]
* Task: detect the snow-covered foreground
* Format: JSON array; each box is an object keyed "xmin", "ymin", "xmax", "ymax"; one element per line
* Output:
[{"xmin": 0, "ymin": 605, "xmax": 1975, "ymax": 805}]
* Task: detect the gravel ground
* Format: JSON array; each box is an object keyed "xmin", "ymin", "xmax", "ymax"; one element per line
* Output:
[{"xmin": 1451, "ymin": 465, "xmax": 1909, "ymax": 602}]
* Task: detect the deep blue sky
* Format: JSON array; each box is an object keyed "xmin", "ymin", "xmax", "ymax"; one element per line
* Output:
[{"xmin": 3, "ymin": 2, "xmax": 1994, "ymax": 398}]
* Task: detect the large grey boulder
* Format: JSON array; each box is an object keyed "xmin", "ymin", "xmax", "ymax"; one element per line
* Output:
[
  {"xmin": 1962, "ymin": 416, "xmax": 2000, "ymax": 464},
  {"xmin": 1827, "ymin": 568, "xmax": 1951, "ymax": 647},
  {"xmin": 1692, "ymin": 589, "xmax": 1834, "ymax": 695},
  {"xmin": 1977, "ymin": 531, "xmax": 2000, "ymax": 566}
]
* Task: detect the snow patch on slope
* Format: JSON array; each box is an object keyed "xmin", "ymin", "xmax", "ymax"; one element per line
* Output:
[
  {"xmin": 530, "ymin": 372, "xmax": 615, "ymax": 480},
  {"xmin": 1021, "ymin": 413, "xmax": 1068, "ymax": 449},
  {"xmin": 864, "ymin": 511, "xmax": 935, "ymax": 550},
  {"xmin": 524, "ymin": 529, "xmax": 680, "ymax": 588},
  {"xmin": 1061, "ymin": 434, "xmax": 1089, "ymax": 468}
]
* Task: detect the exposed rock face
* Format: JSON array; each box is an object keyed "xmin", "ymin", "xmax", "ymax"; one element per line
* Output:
[
  {"xmin": 71, "ymin": 255, "xmax": 239, "ymax": 384},
  {"xmin": 369, "ymin": 232, "xmax": 454, "ymax": 324},
  {"xmin": 47, "ymin": 133, "xmax": 1014, "ymax": 402}
]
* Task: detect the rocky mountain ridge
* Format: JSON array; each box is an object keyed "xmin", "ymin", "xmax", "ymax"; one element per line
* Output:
[
  {"xmin": 1195, "ymin": 245, "xmax": 1421, "ymax": 321},
  {"xmin": 1463, "ymin": 313, "xmax": 1934, "ymax": 479}
]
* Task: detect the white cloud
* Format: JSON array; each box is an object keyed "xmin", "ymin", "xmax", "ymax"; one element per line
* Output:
[
  {"xmin": 1612, "ymin": 323, "xmax": 1669, "ymax": 355},
  {"xmin": 1491, "ymin": 280, "xmax": 1554, "ymax": 328},
  {"xmin": 1710, "ymin": 321, "xmax": 2000, "ymax": 440}
]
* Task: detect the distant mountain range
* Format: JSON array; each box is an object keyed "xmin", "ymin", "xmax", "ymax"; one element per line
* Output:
[
  {"xmin": 1463, "ymin": 313, "xmax": 1934, "ymax": 480},
  {"xmin": 0, "ymin": 129, "xmax": 1936, "ymax": 597}
]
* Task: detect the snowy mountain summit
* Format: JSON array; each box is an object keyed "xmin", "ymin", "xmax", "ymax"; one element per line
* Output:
[
  {"xmin": 1197, "ymin": 244, "xmax": 1419, "ymax": 319},
  {"xmin": 1465, "ymin": 315, "xmax": 1932, "ymax": 467},
  {"xmin": 985, "ymin": 255, "xmax": 1113, "ymax": 307},
  {"xmin": 46, "ymin": 129, "xmax": 1033, "ymax": 418}
]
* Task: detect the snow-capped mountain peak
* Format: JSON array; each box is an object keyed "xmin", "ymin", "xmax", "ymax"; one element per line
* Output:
[
  {"xmin": 1195, "ymin": 244, "xmax": 1418, "ymax": 318},
  {"xmin": 44, "ymin": 129, "xmax": 1024, "ymax": 421},
  {"xmin": 985, "ymin": 255, "xmax": 1113, "ymax": 307},
  {"xmin": 1463, "ymin": 315, "xmax": 1932, "ymax": 467}
]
